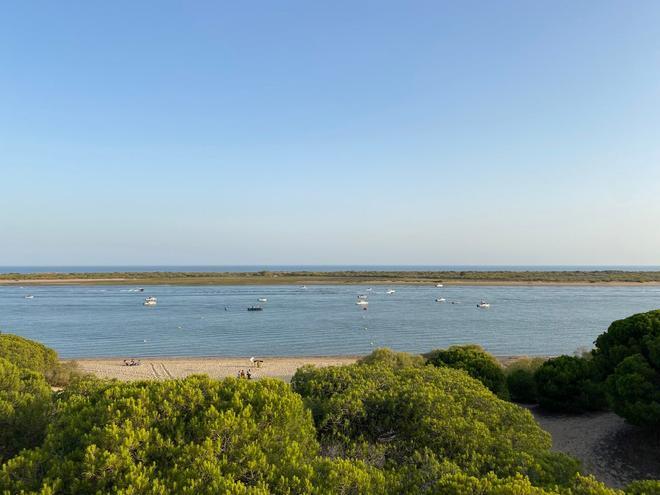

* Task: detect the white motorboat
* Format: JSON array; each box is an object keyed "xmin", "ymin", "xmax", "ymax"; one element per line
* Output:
[
  {"xmin": 356, "ymin": 300, "xmax": 369, "ymax": 306},
  {"xmin": 436, "ymin": 284, "xmax": 443, "ymax": 288},
  {"xmin": 258, "ymin": 298, "xmax": 268, "ymax": 302},
  {"xmin": 24, "ymin": 295, "xmax": 34, "ymax": 299},
  {"xmin": 143, "ymin": 296, "xmax": 158, "ymax": 306},
  {"xmin": 435, "ymin": 297, "xmax": 446, "ymax": 302},
  {"xmin": 386, "ymin": 289, "xmax": 396, "ymax": 294},
  {"xmin": 357, "ymin": 294, "xmax": 368, "ymax": 300},
  {"xmin": 477, "ymin": 301, "xmax": 490, "ymax": 309}
]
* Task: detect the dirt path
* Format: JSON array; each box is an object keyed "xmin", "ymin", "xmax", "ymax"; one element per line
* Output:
[{"xmin": 530, "ymin": 407, "xmax": 660, "ymax": 488}]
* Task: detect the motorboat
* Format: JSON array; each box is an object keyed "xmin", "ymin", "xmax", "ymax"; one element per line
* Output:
[
  {"xmin": 477, "ymin": 301, "xmax": 490, "ymax": 309},
  {"xmin": 386, "ymin": 289, "xmax": 396, "ymax": 294},
  {"xmin": 357, "ymin": 294, "xmax": 368, "ymax": 300},
  {"xmin": 24, "ymin": 295, "xmax": 34, "ymax": 299},
  {"xmin": 435, "ymin": 297, "xmax": 446, "ymax": 302},
  {"xmin": 436, "ymin": 284, "xmax": 444, "ymax": 288},
  {"xmin": 247, "ymin": 305, "xmax": 263, "ymax": 311},
  {"xmin": 258, "ymin": 298, "xmax": 268, "ymax": 302},
  {"xmin": 356, "ymin": 300, "xmax": 369, "ymax": 306},
  {"xmin": 143, "ymin": 296, "xmax": 157, "ymax": 306}
]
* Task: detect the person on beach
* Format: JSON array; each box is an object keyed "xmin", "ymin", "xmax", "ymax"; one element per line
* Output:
[
  {"xmin": 240, "ymin": 369, "xmax": 245, "ymax": 379},
  {"xmin": 247, "ymin": 369, "xmax": 252, "ymax": 380}
]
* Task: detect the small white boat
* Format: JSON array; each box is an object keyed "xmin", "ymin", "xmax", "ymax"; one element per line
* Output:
[
  {"xmin": 436, "ymin": 284, "xmax": 443, "ymax": 288},
  {"xmin": 258, "ymin": 298, "xmax": 268, "ymax": 302},
  {"xmin": 356, "ymin": 300, "xmax": 369, "ymax": 306},
  {"xmin": 435, "ymin": 297, "xmax": 446, "ymax": 303},
  {"xmin": 357, "ymin": 294, "xmax": 368, "ymax": 300},
  {"xmin": 24, "ymin": 295, "xmax": 34, "ymax": 299},
  {"xmin": 301, "ymin": 285, "xmax": 307, "ymax": 290},
  {"xmin": 386, "ymin": 289, "xmax": 396, "ymax": 295},
  {"xmin": 366, "ymin": 288, "xmax": 373, "ymax": 292},
  {"xmin": 477, "ymin": 301, "xmax": 490, "ymax": 309},
  {"xmin": 143, "ymin": 296, "xmax": 158, "ymax": 306}
]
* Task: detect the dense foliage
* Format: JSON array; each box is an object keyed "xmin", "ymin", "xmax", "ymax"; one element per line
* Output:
[
  {"xmin": 292, "ymin": 358, "xmax": 579, "ymax": 490},
  {"xmin": 534, "ymin": 356, "xmax": 607, "ymax": 413},
  {"xmin": 357, "ymin": 347, "xmax": 425, "ymax": 369},
  {"xmin": 506, "ymin": 358, "xmax": 545, "ymax": 403},
  {"xmin": 0, "ymin": 358, "xmax": 52, "ymax": 463},
  {"xmin": 425, "ymin": 344, "xmax": 508, "ymax": 398},
  {"xmin": 0, "ymin": 334, "xmax": 78, "ymax": 386},
  {"xmin": 593, "ymin": 310, "xmax": 660, "ymax": 428},
  {"xmin": 1, "ymin": 335, "xmax": 657, "ymax": 494}
]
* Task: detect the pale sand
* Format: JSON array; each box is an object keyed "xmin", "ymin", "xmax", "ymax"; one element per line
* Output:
[
  {"xmin": 531, "ymin": 407, "xmax": 660, "ymax": 488},
  {"xmin": 76, "ymin": 355, "xmax": 530, "ymax": 383},
  {"xmin": 76, "ymin": 356, "xmax": 359, "ymax": 383}
]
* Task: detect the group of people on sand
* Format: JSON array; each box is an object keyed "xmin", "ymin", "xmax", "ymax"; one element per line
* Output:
[
  {"xmin": 237, "ymin": 369, "xmax": 252, "ymax": 379},
  {"xmin": 123, "ymin": 359, "xmax": 141, "ymax": 366}
]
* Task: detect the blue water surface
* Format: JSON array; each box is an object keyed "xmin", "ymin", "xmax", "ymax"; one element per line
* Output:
[{"xmin": 1, "ymin": 284, "xmax": 659, "ymax": 358}]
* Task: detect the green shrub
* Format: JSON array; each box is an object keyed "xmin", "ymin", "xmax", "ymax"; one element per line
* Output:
[
  {"xmin": 425, "ymin": 345, "xmax": 508, "ymax": 399},
  {"xmin": 606, "ymin": 354, "xmax": 660, "ymax": 428},
  {"xmin": 358, "ymin": 348, "xmax": 425, "ymax": 369},
  {"xmin": 624, "ymin": 479, "xmax": 660, "ymax": 494},
  {"xmin": 534, "ymin": 355, "xmax": 607, "ymax": 413},
  {"xmin": 0, "ymin": 357, "xmax": 53, "ymax": 463},
  {"xmin": 0, "ymin": 376, "xmax": 319, "ymax": 494},
  {"xmin": 505, "ymin": 358, "xmax": 545, "ymax": 403},
  {"xmin": 507, "ymin": 369, "xmax": 538, "ymax": 403},
  {"xmin": 592, "ymin": 310, "xmax": 660, "ymax": 428},
  {"xmin": 292, "ymin": 361, "xmax": 577, "ymax": 485},
  {"xmin": 0, "ymin": 334, "xmax": 81, "ymax": 386}
]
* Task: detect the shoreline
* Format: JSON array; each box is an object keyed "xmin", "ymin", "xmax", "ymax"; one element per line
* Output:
[
  {"xmin": 73, "ymin": 354, "xmax": 536, "ymax": 382},
  {"xmin": 3, "ymin": 278, "xmax": 660, "ymax": 287},
  {"xmin": 3, "ymin": 270, "xmax": 660, "ymax": 286}
]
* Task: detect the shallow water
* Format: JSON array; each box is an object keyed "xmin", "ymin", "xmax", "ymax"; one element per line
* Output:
[{"xmin": 1, "ymin": 284, "xmax": 659, "ymax": 358}]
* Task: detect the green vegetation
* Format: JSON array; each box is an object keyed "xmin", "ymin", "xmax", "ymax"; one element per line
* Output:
[
  {"xmin": 0, "ymin": 358, "xmax": 52, "ymax": 463},
  {"xmin": 425, "ymin": 344, "xmax": 508, "ymax": 398},
  {"xmin": 3, "ymin": 269, "xmax": 660, "ymax": 285},
  {"xmin": 534, "ymin": 356, "xmax": 607, "ymax": 413},
  {"xmin": 527, "ymin": 310, "xmax": 660, "ymax": 426},
  {"xmin": 0, "ymin": 334, "xmax": 80, "ymax": 387},
  {"xmin": 505, "ymin": 358, "xmax": 545, "ymax": 403},
  {"xmin": 1, "ymin": 331, "xmax": 659, "ymax": 493},
  {"xmin": 593, "ymin": 310, "xmax": 660, "ymax": 428},
  {"xmin": 291, "ymin": 359, "xmax": 577, "ymax": 490}
]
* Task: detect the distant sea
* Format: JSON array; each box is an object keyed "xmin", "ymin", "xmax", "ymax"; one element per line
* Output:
[{"xmin": 2, "ymin": 265, "xmax": 660, "ymax": 274}]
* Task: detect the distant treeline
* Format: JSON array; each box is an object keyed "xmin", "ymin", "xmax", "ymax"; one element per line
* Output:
[{"xmin": 2, "ymin": 270, "xmax": 660, "ymax": 284}]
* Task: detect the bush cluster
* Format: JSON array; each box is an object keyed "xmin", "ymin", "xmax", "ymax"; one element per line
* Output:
[
  {"xmin": 0, "ymin": 334, "xmax": 80, "ymax": 387},
  {"xmin": 523, "ymin": 310, "xmax": 660, "ymax": 427},
  {"xmin": 424, "ymin": 344, "xmax": 509, "ymax": 398},
  {"xmin": 1, "ymin": 327, "xmax": 659, "ymax": 493}
]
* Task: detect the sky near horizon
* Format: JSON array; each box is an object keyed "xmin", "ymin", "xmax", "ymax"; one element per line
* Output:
[{"xmin": 1, "ymin": 1, "xmax": 660, "ymax": 265}]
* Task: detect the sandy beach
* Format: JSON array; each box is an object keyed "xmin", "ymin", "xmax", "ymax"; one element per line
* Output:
[{"xmin": 76, "ymin": 356, "xmax": 360, "ymax": 382}]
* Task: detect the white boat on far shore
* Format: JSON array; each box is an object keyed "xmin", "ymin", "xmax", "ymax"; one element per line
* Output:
[{"xmin": 143, "ymin": 296, "xmax": 157, "ymax": 306}]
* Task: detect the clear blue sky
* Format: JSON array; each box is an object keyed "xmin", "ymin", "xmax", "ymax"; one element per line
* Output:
[{"xmin": 1, "ymin": 1, "xmax": 659, "ymax": 265}]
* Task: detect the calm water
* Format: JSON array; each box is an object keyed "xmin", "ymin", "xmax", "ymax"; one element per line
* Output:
[{"xmin": 1, "ymin": 284, "xmax": 659, "ymax": 358}]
